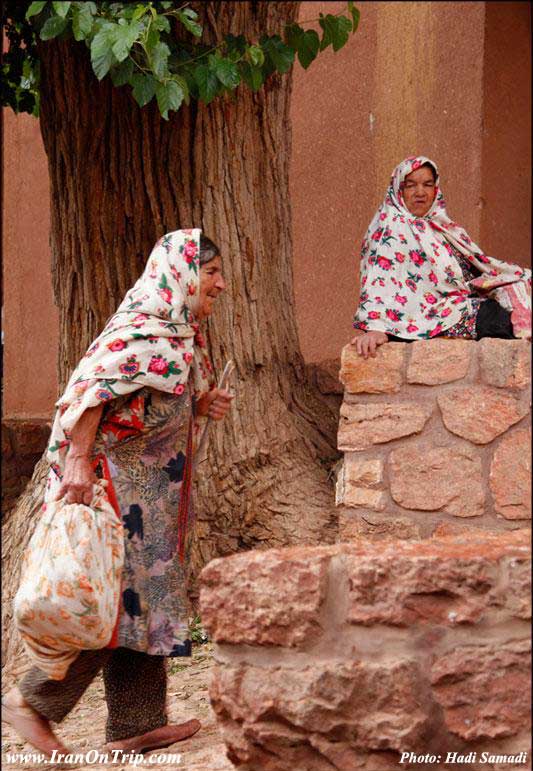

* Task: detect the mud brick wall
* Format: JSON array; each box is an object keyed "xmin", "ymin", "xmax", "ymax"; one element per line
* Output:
[
  {"xmin": 2, "ymin": 419, "xmax": 50, "ymax": 515},
  {"xmin": 336, "ymin": 338, "xmax": 531, "ymax": 541},
  {"xmin": 200, "ymin": 530, "xmax": 531, "ymax": 771}
]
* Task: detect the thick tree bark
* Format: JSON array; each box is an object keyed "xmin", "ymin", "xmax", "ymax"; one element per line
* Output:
[{"xmin": 2, "ymin": 2, "xmax": 341, "ymax": 675}]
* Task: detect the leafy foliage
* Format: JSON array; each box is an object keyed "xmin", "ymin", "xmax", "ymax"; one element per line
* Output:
[
  {"xmin": 2, "ymin": 2, "xmax": 41, "ymax": 115},
  {"xmin": 189, "ymin": 615, "xmax": 208, "ymax": 644},
  {"xmin": 2, "ymin": 1, "xmax": 360, "ymax": 120}
]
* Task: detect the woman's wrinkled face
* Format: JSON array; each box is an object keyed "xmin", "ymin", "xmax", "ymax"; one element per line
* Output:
[
  {"xmin": 196, "ymin": 255, "xmax": 225, "ymax": 319},
  {"xmin": 401, "ymin": 166, "xmax": 437, "ymax": 217}
]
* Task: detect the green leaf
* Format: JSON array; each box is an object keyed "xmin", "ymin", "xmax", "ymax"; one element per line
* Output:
[
  {"xmin": 153, "ymin": 15, "xmax": 171, "ymax": 33},
  {"xmin": 155, "ymin": 79, "xmax": 185, "ymax": 119},
  {"xmin": 333, "ymin": 16, "xmax": 352, "ymax": 51},
  {"xmin": 177, "ymin": 10, "xmax": 202, "ymax": 38},
  {"xmin": 193, "ymin": 63, "xmax": 219, "ymax": 104},
  {"xmin": 110, "ymin": 57, "xmax": 134, "ymax": 87},
  {"xmin": 181, "ymin": 7, "xmax": 199, "ymax": 20},
  {"xmin": 145, "ymin": 23, "xmax": 160, "ymax": 53},
  {"xmin": 175, "ymin": 65, "xmax": 197, "ymax": 100},
  {"xmin": 131, "ymin": 73, "xmax": 157, "ymax": 106},
  {"xmin": 239, "ymin": 61, "xmax": 263, "ymax": 92},
  {"xmin": 52, "ymin": 2, "xmax": 71, "ymax": 17},
  {"xmin": 262, "ymin": 35, "xmax": 295, "ymax": 74},
  {"xmin": 318, "ymin": 14, "xmax": 332, "ymax": 51},
  {"xmin": 174, "ymin": 74, "xmax": 190, "ymax": 105},
  {"xmin": 132, "ymin": 4, "xmax": 148, "ymax": 21},
  {"xmin": 348, "ymin": 1, "xmax": 360, "ymax": 32},
  {"xmin": 225, "ymin": 33, "xmax": 247, "ymax": 61},
  {"xmin": 39, "ymin": 15, "xmax": 68, "ymax": 40},
  {"xmin": 284, "ymin": 22, "xmax": 303, "ymax": 48},
  {"xmin": 150, "ymin": 41, "xmax": 170, "ymax": 78},
  {"xmin": 72, "ymin": 3, "xmax": 94, "ymax": 41},
  {"xmin": 296, "ymin": 29, "xmax": 320, "ymax": 69},
  {"xmin": 111, "ymin": 21, "xmax": 142, "ymax": 63},
  {"xmin": 90, "ymin": 28, "xmax": 116, "ymax": 80},
  {"xmin": 319, "ymin": 14, "xmax": 351, "ymax": 52},
  {"xmin": 211, "ymin": 57, "xmax": 240, "ymax": 89},
  {"xmin": 26, "ymin": 1, "xmax": 47, "ymax": 19},
  {"xmin": 247, "ymin": 44, "xmax": 264, "ymax": 67},
  {"xmin": 92, "ymin": 16, "xmax": 112, "ymax": 34}
]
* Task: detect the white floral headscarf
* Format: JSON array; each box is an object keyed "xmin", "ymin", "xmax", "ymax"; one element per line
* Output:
[
  {"xmin": 47, "ymin": 228, "xmax": 214, "ymax": 473},
  {"xmin": 353, "ymin": 156, "xmax": 531, "ymax": 339}
]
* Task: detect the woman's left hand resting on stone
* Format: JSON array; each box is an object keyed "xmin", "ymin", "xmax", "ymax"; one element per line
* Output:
[{"xmin": 350, "ymin": 329, "xmax": 388, "ymax": 359}]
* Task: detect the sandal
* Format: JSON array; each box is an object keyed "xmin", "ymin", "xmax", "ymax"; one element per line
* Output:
[{"xmin": 103, "ymin": 718, "xmax": 201, "ymax": 753}]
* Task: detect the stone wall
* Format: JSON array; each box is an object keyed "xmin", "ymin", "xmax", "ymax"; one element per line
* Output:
[
  {"xmin": 336, "ymin": 338, "xmax": 531, "ymax": 541},
  {"xmin": 200, "ymin": 529, "xmax": 531, "ymax": 770}
]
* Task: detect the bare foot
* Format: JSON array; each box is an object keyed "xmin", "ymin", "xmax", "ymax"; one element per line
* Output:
[
  {"xmin": 103, "ymin": 719, "xmax": 201, "ymax": 753},
  {"xmin": 1, "ymin": 688, "xmax": 70, "ymax": 758}
]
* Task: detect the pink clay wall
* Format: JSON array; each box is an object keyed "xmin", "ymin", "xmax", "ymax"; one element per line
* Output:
[
  {"xmin": 2, "ymin": 111, "xmax": 58, "ymax": 418},
  {"xmin": 2, "ymin": 2, "xmax": 531, "ymax": 417}
]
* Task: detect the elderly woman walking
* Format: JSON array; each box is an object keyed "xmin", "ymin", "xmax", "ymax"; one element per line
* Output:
[
  {"xmin": 352, "ymin": 156, "xmax": 531, "ymax": 357},
  {"xmin": 2, "ymin": 229, "xmax": 232, "ymax": 755}
]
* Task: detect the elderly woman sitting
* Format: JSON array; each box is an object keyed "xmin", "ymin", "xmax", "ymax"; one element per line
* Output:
[{"xmin": 351, "ymin": 156, "xmax": 531, "ymax": 357}]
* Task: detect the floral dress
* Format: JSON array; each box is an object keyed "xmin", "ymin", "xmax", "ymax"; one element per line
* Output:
[
  {"xmin": 386, "ymin": 243, "xmax": 483, "ymax": 341},
  {"xmin": 91, "ymin": 384, "xmax": 196, "ymax": 657},
  {"xmin": 438, "ymin": 245, "xmax": 482, "ymax": 339}
]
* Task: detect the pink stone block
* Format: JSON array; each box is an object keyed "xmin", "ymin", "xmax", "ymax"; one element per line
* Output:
[
  {"xmin": 338, "ymin": 401, "xmax": 432, "ymax": 450},
  {"xmin": 479, "ymin": 338, "xmax": 531, "ymax": 390},
  {"xmin": 340, "ymin": 343, "xmax": 406, "ymax": 394},
  {"xmin": 407, "ymin": 339, "xmax": 474, "ymax": 385},
  {"xmin": 389, "ymin": 441, "xmax": 485, "ymax": 517},
  {"xmin": 438, "ymin": 386, "xmax": 529, "ymax": 444},
  {"xmin": 489, "ymin": 428, "xmax": 531, "ymax": 520},
  {"xmin": 343, "ymin": 530, "xmax": 529, "ymax": 628},
  {"xmin": 431, "ymin": 639, "xmax": 531, "ymax": 741},
  {"xmin": 200, "ymin": 547, "xmax": 329, "ymax": 647}
]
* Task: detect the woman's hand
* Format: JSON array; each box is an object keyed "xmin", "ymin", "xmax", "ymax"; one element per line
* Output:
[
  {"xmin": 55, "ymin": 453, "xmax": 96, "ymax": 505},
  {"xmin": 350, "ymin": 330, "xmax": 388, "ymax": 359},
  {"xmin": 54, "ymin": 403, "xmax": 103, "ymax": 505},
  {"xmin": 196, "ymin": 388, "xmax": 234, "ymax": 421}
]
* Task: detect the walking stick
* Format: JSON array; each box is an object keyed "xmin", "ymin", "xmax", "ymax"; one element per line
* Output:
[{"xmin": 196, "ymin": 359, "xmax": 235, "ymax": 464}]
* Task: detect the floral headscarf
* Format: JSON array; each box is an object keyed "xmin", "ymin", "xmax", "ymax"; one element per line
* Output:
[
  {"xmin": 47, "ymin": 228, "xmax": 215, "ymax": 473},
  {"xmin": 353, "ymin": 156, "xmax": 531, "ymax": 339}
]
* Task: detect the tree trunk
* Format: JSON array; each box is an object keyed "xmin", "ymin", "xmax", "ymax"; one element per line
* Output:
[{"xmin": 2, "ymin": 2, "xmax": 341, "ymax": 676}]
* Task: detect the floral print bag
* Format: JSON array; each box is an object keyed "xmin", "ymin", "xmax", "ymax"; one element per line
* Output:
[{"xmin": 13, "ymin": 480, "xmax": 124, "ymax": 680}]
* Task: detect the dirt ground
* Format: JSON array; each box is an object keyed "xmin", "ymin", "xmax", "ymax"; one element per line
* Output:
[{"xmin": 2, "ymin": 644, "xmax": 235, "ymax": 771}]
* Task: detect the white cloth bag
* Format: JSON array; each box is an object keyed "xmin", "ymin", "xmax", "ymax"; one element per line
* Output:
[{"xmin": 14, "ymin": 480, "xmax": 124, "ymax": 680}]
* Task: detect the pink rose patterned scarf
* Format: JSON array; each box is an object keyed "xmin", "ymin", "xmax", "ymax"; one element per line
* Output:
[{"xmin": 47, "ymin": 228, "xmax": 214, "ymax": 473}]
